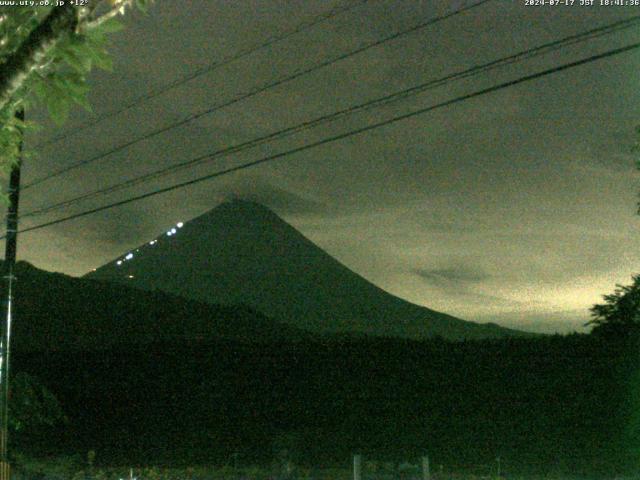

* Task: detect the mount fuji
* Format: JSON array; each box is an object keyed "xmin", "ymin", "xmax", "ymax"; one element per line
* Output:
[{"xmin": 86, "ymin": 200, "xmax": 529, "ymax": 340}]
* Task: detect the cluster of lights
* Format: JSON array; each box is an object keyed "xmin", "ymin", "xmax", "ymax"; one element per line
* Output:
[
  {"xmin": 115, "ymin": 221, "xmax": 184, "ymax": 267},
  {"xmin": 165, "ymin": 222, "xmax": 183, "ymax": 237}
]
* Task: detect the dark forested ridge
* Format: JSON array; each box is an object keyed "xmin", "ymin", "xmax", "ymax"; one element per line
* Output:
[
  {"xmin": 0, "ymin": 260, "xmax": 311, "ymax": 350},
  {"xmin": 12, "ymin": 333, "xmax": 640, "ymax": 477},
  {"xmin": 2, "ymin": 260, "xmax": 635, "ymax": 476}
]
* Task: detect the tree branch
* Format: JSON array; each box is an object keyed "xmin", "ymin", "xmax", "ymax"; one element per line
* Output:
[
  {"xmin": 85, "ymin": 0, "xmax": 134, "ymax": 30},
  {"xmin": 0, "ymin": 4, "xmax": 79, "ymax": 112}
]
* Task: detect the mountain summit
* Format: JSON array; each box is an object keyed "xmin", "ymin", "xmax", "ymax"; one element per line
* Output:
[{"xmin": 86, "ymin": 200, "xmax": 527, "ymax": 340}]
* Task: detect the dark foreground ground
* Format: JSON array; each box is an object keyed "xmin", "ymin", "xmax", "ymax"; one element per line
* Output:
[{"xmin": 8, "ymin": 332, "xmax": 640, "ymax": 478}]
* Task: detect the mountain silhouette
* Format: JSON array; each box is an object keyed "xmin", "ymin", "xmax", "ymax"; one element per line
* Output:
[
  {"xmin": 0, "ymin": 260, "xmax": 308, "ymax": 351},
  {"xmin": 86, "ymin": 200, "xmax": 530, "ymax": 340}
]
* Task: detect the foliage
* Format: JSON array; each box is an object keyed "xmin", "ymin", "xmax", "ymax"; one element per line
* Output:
[
  {"xmin": 588, "ymin": 274, "xmax": 640, "ymax": 337},
  {"xmin": 9, "ymin": 371, "xmax": 67, "ymax": 433},
  {"xmin": 0, "ymin": 0, "xmax": 153, "ymax": 198},
  {"xmin": 12, "ymin": 463, "xmax": 286, "ymax": 480},
  {"xmin": 635, "ymin": 125, "xmax": 640, "ymax": 214},
  {"xmin": 20, "ymin": 333, "xmax": 630, "ymax": 475},
  {"xmin": 12, "ymin": 452, "xmax": 84, "ymax": 480}
]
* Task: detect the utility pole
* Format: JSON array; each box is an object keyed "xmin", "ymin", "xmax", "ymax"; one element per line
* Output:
[
  {"xmin": 0, "ymin": 108, "xmax": 24, "ymax": 480},
  {"xmin": 422, "ymin": 455, "xmax": 430, "ymax": 480},
  {"xmin": 353, "ymin": 454, "xmax": 362, "ymax": 480}
]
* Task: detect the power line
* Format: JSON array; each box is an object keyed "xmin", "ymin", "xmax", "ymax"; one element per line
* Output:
[
  {"xmin": 8, "ymin": 40, "xmax": 639, "ymax": 239},
  {"xmin": 23, "ymin": 0, "xmax": 493, "ymax": 190},
  {"xmin": 33, "ymin": 0, "xmax": 369, "ymax": 150},
  {"xmin": 20, "ymin": 14, "xmax": 640, "ymax": 220}
]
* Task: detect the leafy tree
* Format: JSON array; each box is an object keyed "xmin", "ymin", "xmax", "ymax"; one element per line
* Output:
[
  {"xmin": 9, "ymin": 372, "xmax": 67, "ymax": 434},
  {"xmin": 0, "ymin": 0, "xmax": 153, "ymax": 194},
  {"xmin": 588, "ymin": 274, "xmax": 640, "ymax": 336},
  {"xmin": 635, "ymin": 125, "xmax": 640, "ymax": 213},
  {"xmin": 589, "ymin": 129, "xmax": 640, "ymax": 337}
]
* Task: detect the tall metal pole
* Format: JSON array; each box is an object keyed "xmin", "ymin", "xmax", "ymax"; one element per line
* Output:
[
  {"xmin": 0, "ymin": 108, "xmax": 24, "ymax": 480},
  {"xmin": 353, "ymin": 454, "xmax": 362, "ymax": 480},
  {"xmin": 422, "ymin": 456, "xmax": 430, "ymax": 480}
]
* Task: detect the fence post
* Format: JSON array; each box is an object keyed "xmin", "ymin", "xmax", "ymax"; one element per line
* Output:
[
  {"xmin": 353, "ymin": 454, "xmax": 362, "ymax": 480},
  {"xmin": 421, "ymin": 456, "xmax": 430, "ymax": 480}
]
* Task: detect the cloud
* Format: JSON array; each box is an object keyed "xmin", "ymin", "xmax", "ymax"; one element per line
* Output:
[
  {"xmin": 211, "ymin": 177, "xmax": 327, "ymax": 216},
  {"xmin": 414, "ymin": 264, "xmax": 490, "ymax": 285},
  {"xmin": 564, "ymin": 130, "xmax": 638, "ymax": 176},
  {"xmin": 412, "ymin": 263, "xmax": 524, "ymax": 310}
]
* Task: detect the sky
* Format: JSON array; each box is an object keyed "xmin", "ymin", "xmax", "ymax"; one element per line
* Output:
[{"xmin": 13, "ymin": 0, "xmax": 640, "ymax": 334}]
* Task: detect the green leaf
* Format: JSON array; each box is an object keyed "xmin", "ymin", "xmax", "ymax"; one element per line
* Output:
[
  {"xmin": 61, "ymin": 39, "xmax": 96, "ymax": 72},
  {"xmin": 46, "ymin": 94, "xmax": 71, "ymax": 126},
  {"xmin": 136, "ymin": 0, "xmax": 150, "ymax": 14},
  {"xmin": 70, "ymin": 90, "xmax": 92, "ymax": 112},
  {"xmin": 97, "ymin": 17, "xmax": 124, "ymax": 34},
  {"xmin": 85, "ymin": 28, "xmax": 107, "ymax": 45},
  {"xmin": 31, "ymin": 77, "xmax": 48, "ymax": 102},
  {"xmin": 82, "ymin": 36, "xmax": 113, "ymax": 71},
  {"xmin": 56, "ymin": 72, "xmax": 89, "ymax": 95},
  {"xmin": 90, "ymin": 48, "xmax": 113, "ymax": 71},
  {"xmin": 59, "ymin": 47, "xmax": 92, "ymax": 74}
]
